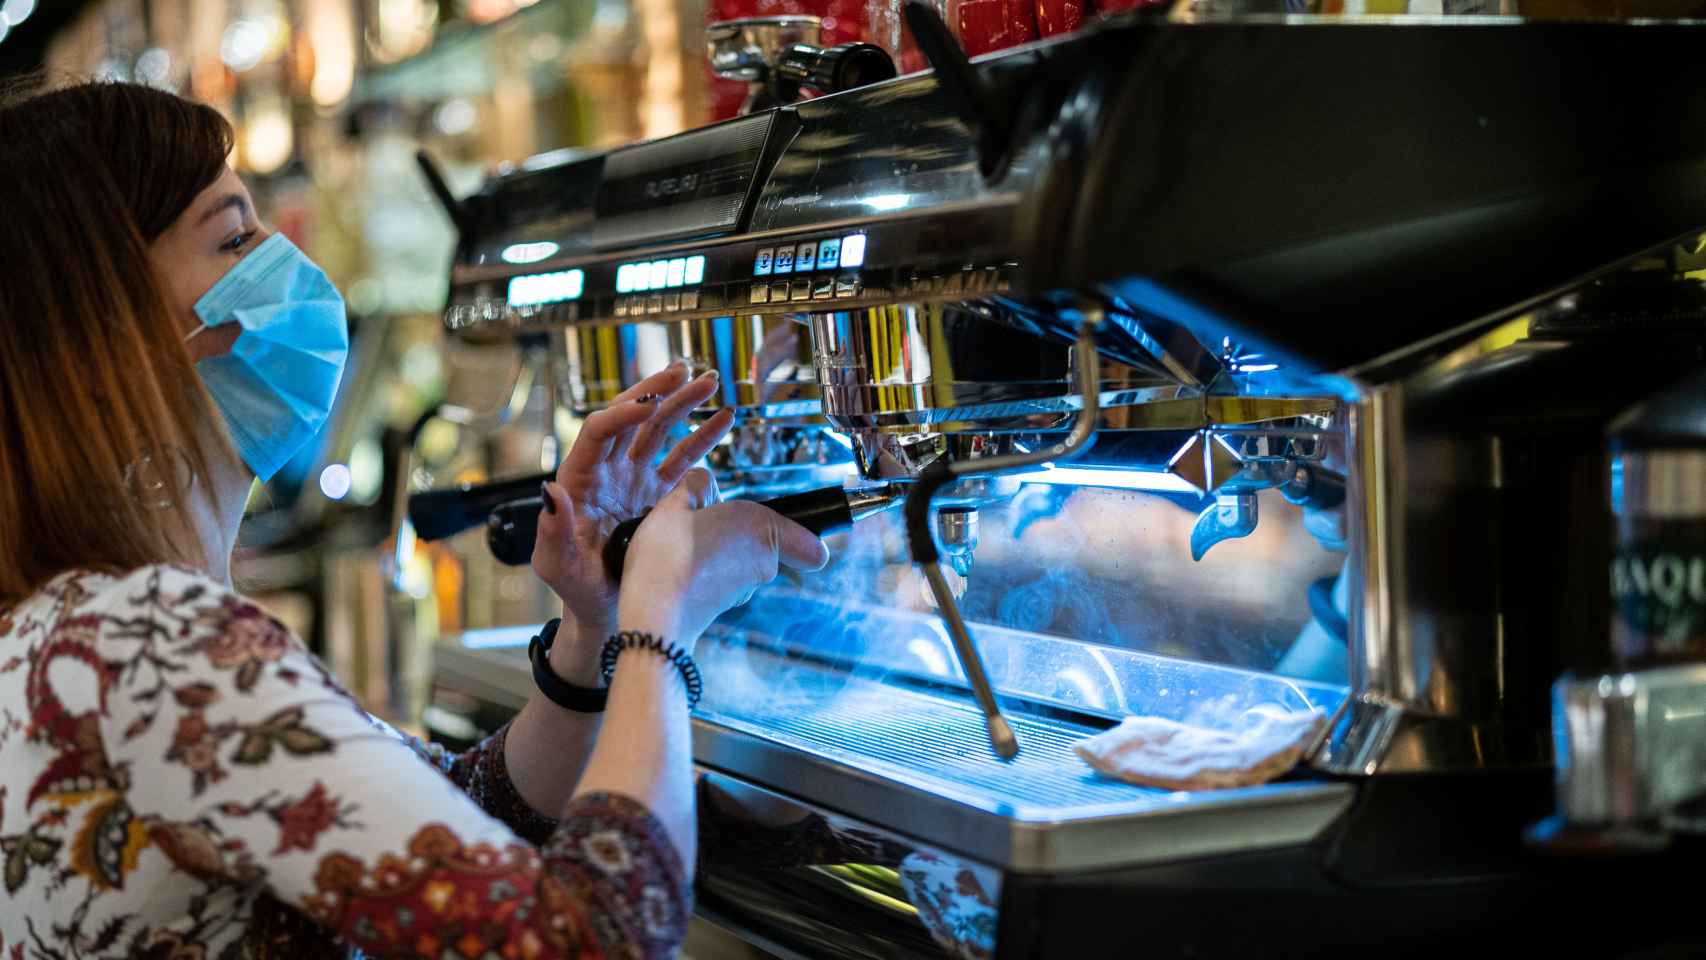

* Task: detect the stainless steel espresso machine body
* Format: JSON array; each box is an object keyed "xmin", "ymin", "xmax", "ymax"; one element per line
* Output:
[{"xmin": 422, "ymin": 8, "xmax": 1706, "ymax": 957}]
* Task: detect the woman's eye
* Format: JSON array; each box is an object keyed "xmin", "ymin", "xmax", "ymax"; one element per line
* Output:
[{"xmin": 221, "ymin": 230, "xmax": 257, "ymax": 254}]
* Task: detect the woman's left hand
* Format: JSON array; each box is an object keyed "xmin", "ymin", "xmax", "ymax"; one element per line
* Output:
[{"xmin": 533, "ymin": 362, "xmax": 733, "ymax": 680}]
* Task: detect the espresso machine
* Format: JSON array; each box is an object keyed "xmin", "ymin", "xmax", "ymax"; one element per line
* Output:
[{"xmin": 419, "ymin": 6, "xmax": 1706, "ymax": 956}]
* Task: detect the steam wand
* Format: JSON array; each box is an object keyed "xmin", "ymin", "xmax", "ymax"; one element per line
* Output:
[{"xmin": 904, "ymin": 308, "xmax": 1105, "ymax": 760}]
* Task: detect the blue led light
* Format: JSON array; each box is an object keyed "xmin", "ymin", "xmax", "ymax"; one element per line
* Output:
[
  {"xmin": 817, "ymin": 237, "xmax": 841, "ymax": 270},
  {"xmin": 507, "ymin": 269, "xmax": 584, "ymax": 306},
  {"xmin": 685, "ymin": 255, "xmax": 706, "ymax": 284},
  {"xmin": 616, "ymin": 264, "xmax": 635, "ymax": 293},
  {"xmin": 649, "ymin": 260, "xmax": 669, "ymax": 289},
  {"xmin": 840, "ymin": 234, "xmax": 866, "ymax": 268},
  {"xmin": 796, "ymin": 241, "xmax": 817, "ymax": 272},
  {"xmin": 754, "ymin": 248, "xmax": 773, "ymax": 276},
  {"xmin": 666, "ymin": 258, "xmax": 687, "ymax": 287},
  {"xmin": 774, "ymin": 244, "xmax": 796, "ymax": 274}
]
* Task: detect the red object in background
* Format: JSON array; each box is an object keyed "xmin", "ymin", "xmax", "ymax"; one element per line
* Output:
[
  {"xmin": 1034, "ymin": 0, "xmax": 1083, "ymax": 37},
  {"xmin": 706, "ymin": 0, "xmax": 879, "ymax": 121},
  {"xmin": 954, "ymin": 0, "xmax": 1037, "ymax": 55}
]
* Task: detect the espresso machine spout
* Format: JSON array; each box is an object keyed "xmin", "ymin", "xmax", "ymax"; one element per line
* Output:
[{"xmin": 904, "ymin": 308, "xmax": 1106, "ymax": 759}]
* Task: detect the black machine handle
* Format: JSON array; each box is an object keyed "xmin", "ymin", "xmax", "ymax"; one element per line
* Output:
[
  {"xmin": 599, "ymin": 485, "xmax": 856, "ymax": 582},
  {"xmin": 407, "ymin": 471, "xmax": 554, "ymax": 542},
  {"xmin": 901, "ymin": 0, "xmax": 1010, "ymax": 178},
  {"xmin": 775, "ymin": 41, "xmax": 897, "ymax": 94},
  {"xmin": 487, "ymin": 496, "xmax": 544, "ymax": 566},
  {"xmin": 415, "ymin": 149, "xmax": 471, "ymax": 237}
]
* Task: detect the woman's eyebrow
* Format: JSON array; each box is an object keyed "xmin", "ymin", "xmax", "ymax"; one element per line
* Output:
[{"xmin": 196, "ymin": 193, "xmax": 249, "ymax": 226}]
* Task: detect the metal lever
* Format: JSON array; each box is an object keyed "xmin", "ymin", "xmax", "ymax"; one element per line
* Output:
[
  {"xmin": 903, "ymin": 308, "xmax": 1105, "ymax": 759},
  {"xmin": 415, "ymin": 149, "xmax": 470, "ymax": 237},
  {"xmin": 901, "ymin": 0, "xmax": 1010, "ymax": 178},
  {"xmin": 1189, "ymin": 493, "xmax": 1258, "ymax": 561}
]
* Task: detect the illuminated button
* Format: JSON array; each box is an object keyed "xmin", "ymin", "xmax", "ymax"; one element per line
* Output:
[
  {"xmin": 648, "ymin": 260, "xmax": 669, "ymax": 289},
  {"xmin": 750, "ymin": 282, "xmax": 769, "ymax": 304},
  {"xmin": 796, "ymin": 241, "xmax": 817, "ymax": 272},
  {"xmin": 791, "ymin": 279, "xmax": 812, "ymax": 302},
  {"xmin": 666, "ymin": 258, "xmax": 687, "ymax": 287},
  {"xmin": 812, "ymin": 277, "xmax": 835, "ymax": 300},
  {"xmin": 614, "ymin": 297, "xmax": 630, "ymax": 318},
  {"xmin": 770, "ymin": 283, "xmax": 792, "ymax": 303},
  {"xmin": 773, "ymin": 244, "xmax": 796, "ymax": 274},
  {"xmin": 680, "ymin": 290, "xmax": 700, "ymax": 310},
  {"xmin": 646, "ymin": 294, "xmax": 664, "ymax": 314},
  {"xmin": 817, "ymin": 237, "xmax": 841, "ymax": 270},
  {"xmin": 685, "ymin": 255, "xmax": 706, "ymax": 284},
  {"xmin": 615, "ymin": 264, "xmax": 632, "ymax": 293},
  {"xmin": 753, "ymin": 247, "xmax": 774, "ymax": 276},
  {"xmin": 835, "ymin": 273, "xmax": 860, "ymax": 298},
  {"xmin": 507, "ymin": 269, "xmax": 583, "ymax": 307},
  {"xmin": 840, "ymin": 234, "xmax": 866, "ymax": 268},
  {"xmin": 662, "ymin": 292, "xmax": 681, "ymax": 312}
]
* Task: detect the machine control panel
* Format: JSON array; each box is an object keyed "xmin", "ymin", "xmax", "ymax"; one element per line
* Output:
[{"xmin": 444, "ymin": 204, "xmax": 1018, "ymax": 334}]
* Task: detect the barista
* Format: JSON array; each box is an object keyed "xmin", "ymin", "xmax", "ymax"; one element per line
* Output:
[{"xmin": 0, "ymin": 80, "xmax": 827, "ymax": 959}]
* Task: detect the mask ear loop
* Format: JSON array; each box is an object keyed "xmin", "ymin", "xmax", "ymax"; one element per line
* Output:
[{"xmin": 183, "ymin": 324, "xmax": 211, "ymax": 344}]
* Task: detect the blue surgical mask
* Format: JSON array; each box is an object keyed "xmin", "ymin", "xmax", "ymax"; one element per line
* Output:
[{"xmin": 184, "ymin": 233, "xmax": 349, "ymax": 482}]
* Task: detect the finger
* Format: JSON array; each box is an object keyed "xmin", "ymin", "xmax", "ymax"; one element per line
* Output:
[
  {"xmin": 626, "ymin": 369, "xmax": 720, "ymax": 465},
  {"xmin": 563, "ymin": 397, "xmax": 657, "ymax": 469},
  {"xmin": 531, "ymin": 481, "xmax": 577, "ymax": 568},
  {"xmin": 611, "ymin": 360, "xmax": 689, "ymax": 405},
  {"xmin": 772, "ymin": 515, "xmax": 831, "ymax": 572},
  {"xmin": 654, "ymin": 477, "xmax": 700, "ymax": 515},
  {"xmin": 658, "ymin": 408, "xmax": 734, "ymax": 486},
  {"xmin": 676, "ymin": 467, "xmax": 717, "ymax": 510}
]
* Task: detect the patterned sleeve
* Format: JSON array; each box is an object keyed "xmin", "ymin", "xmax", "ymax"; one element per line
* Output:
[
  {"xmin": 378, "ymin": 716, "xmax": 561, "ymax": 846},
  {"xmin": 73, "ymin": 565, "xmax": 689, "ymax": 957}
]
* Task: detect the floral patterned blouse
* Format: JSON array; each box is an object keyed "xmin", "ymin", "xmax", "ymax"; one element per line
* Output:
[{"xmin": 0, "ymin": 565, "xmax": 690, "ymax": 960}]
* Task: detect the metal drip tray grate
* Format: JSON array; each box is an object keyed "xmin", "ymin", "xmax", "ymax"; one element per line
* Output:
[{"xmin": 703, "ymin": 682, "xmax": 1176, "ymax": 818}]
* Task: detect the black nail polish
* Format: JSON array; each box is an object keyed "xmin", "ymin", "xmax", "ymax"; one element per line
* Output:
[{"xmin": 540, "ymin": 482, "xmax": 557, "ymax": 514}]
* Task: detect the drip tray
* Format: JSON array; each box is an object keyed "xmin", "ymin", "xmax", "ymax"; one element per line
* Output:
[
  {"xmin": 705, "ymin": 683, "xmax": 1165, "ymax": 817},
  {"xmin": 694, "ymin": 666, "xmax": 1354, "ymax": 874}
]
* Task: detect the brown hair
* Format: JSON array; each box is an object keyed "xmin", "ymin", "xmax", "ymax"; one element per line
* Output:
[{"xmin": 0, "ymin": 80, "xmax": 236, "ymax": 604}]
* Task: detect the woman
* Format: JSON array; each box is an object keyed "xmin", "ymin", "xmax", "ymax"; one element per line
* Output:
[{"xmin": 0, "ymin": 80, "xmax": 829, "ymax": 958}]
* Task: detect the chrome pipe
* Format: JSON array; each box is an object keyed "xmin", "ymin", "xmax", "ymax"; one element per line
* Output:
[{"xmin": 904, "ymin": 307, "xmax": 1104, "ymax": 759}]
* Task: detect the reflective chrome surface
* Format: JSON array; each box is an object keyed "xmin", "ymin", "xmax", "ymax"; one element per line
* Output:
[
  {"xmin": 707, "ymin": 16, "xmax": 823, "ymax": 82},
  {"xmin": 1549, "ymin": 665, "xmax": 1706, "ymax": 829},
  {"xmin": 695, "ymin": 773, "xmax": 1004, "ymax": 960},
  {"xmin": 669, "ymin": 314, "xmax": 821, "ymax": 420}
]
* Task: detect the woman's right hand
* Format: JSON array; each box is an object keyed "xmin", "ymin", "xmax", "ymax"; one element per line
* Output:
[{"xmin": 616, "ymin": 473, "xmax": 830, "ymax": 646}]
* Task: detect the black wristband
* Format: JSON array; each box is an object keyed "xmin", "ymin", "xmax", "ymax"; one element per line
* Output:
[
  {"xmin": 529, "ymin": 618, "xmax": 610, "ymax": 713},
  {"xmin": 600, "ymin": 631, "xmax": 703, "ymax": 710}
]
